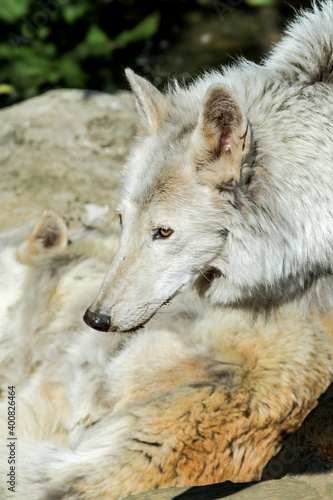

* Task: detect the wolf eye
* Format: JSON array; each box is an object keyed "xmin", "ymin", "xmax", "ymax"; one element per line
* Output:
[
  {"xmin": 118, "ymin": 214, "xmax": 123, "ymax": 227},
  {"xmin": 153, "ymin": 228, "xmax": 174, "ymax": 240}
]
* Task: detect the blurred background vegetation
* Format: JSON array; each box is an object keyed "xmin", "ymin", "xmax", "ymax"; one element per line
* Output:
[{"xmin": 0, "ymin": 0, "xmax": 312, "ymax": 107}]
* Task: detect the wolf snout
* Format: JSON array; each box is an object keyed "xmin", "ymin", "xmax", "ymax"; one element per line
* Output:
[{"xmin": 83, "ymin": 308, "xmax": 111, "ymax": 332}]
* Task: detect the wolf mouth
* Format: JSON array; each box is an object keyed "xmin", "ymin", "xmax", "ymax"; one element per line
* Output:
[{"xmin": 113, "ymin": 283, "xmax": 187, "ymax": 334}]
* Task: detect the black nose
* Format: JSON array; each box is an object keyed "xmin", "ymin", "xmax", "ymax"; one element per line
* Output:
[{"xmin": 83, "ymin": 308, "xmax": 111, "ymax": 332}]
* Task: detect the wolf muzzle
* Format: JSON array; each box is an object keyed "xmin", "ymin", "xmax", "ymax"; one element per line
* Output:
[{"xmin": 83, "ymin": 308, "xmax": 111, "ymax": 332}]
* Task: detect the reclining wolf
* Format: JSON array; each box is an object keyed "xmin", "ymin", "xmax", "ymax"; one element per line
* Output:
[
  {"xmin": 0, "ymin": 211, "xmax": 332, "ymax": 500},
  {"xmin": 84, "ymin": 1, "xmax": 333, "ymax": 333}
]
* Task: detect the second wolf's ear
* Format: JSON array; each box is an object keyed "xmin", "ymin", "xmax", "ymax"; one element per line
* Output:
[
  {"xmin": 125, "ymin": 68, "xmax": 168, "ymax": 135},
  {"xmin": 18, "ymin": 210, "xmax": 68, "ymax": 264},
  {"xmin": 192, "ymin": 85, "xmax": 251, "ymax": 188}
]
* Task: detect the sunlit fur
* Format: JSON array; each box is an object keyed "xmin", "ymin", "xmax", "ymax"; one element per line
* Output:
[
  {"xmin": 0, "ymin": 213, "xmax": 332, "ymax": 499},
  {"xmin": 88, "ymin": 2, "xmax": 333, "ymax": 332}
]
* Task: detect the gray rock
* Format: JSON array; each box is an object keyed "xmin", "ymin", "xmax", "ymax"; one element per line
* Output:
[
  {"xmin": 0, "ymin": 89, "xmax": 138, "ymax": 231},
  {"xmin": 123, "ymin": 474, "xmax": 333, "ymax": 500}
]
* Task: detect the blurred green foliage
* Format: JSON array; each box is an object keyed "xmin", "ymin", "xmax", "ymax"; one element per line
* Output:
[
  {"xmin": 0, "ymin": 0, "xmax": 310, "ymax": 107},
  {"xmin": 0, "ymin": 0, "xmax": 160, "ymax": 104}
]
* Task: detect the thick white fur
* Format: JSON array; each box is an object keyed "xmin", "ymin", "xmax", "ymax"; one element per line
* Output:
[{"xmin": 0, "ymin": 213, "xmax": 332, "ymax": 499}]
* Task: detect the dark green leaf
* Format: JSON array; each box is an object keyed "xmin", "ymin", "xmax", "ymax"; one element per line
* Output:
[
  {"xmin": 76, "ymin": 25, "xmax": 112, "ymax": 59},
  {"xmin": 0, "ymin": 0, "xmax": 30, "ymax": 24},
  {"xmin": 61, "ymin": 3, "xmax": 90, "ymax": 24},
  {"xmin": 115, "ymin": 11, "xmax": 160, "ymax": 46}
]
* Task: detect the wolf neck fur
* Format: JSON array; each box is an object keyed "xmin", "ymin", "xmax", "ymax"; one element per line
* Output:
[{"xmin": 180, "ymin": 69, "xmax": 333, "ymax": 311}]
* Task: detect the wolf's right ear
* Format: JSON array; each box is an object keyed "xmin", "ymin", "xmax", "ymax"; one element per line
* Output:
[
  {"xmin": 192, "ymin": 85, "xmax": 251, "ymax": 189},
  {"xmin": 125, "ymin": 68, "xmax": 168, "ymax": 135},
  {"xmin": 18, "ymin": 210, "xmax": 68, "ymax": 264}
]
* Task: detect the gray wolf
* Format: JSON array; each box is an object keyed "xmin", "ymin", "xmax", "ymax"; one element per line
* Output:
[
  {"xmin": 84, "ymin": 1, "xmax": 333, "ymax": 333},
  {"xmin": 0, "ymin": 212, "xmax": 332, "ymax": 499}
]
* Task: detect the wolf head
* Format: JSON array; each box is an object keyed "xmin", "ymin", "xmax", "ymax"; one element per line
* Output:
[{"xmin": 84, "ymin": 70, "xmax": 253, "ymax": 332}]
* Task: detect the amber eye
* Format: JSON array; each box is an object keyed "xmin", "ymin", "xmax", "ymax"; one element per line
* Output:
[{"xmin": 153, "ymin": 228, "xmax": 174, "ymax": 240}]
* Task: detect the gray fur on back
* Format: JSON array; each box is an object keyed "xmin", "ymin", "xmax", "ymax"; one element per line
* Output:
[{"xmin": 265, "ymin": 1, "xmax": 333, "ymax": 84}]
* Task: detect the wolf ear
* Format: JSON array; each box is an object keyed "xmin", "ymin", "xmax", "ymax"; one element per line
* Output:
[
  {"xmin": 193, "ymin": 85, "xmax": 251, "ymax": 188},
  {"xmin": 28, "ymin": 210, "xmax": 68, "ymax": 255},
  {"xmin": 18, "ymin": 210, "xmax": 68, "ymax": 264},
  {"xmin": 125, "ymin": 68, "xmax": 167, "ymax": 135}
]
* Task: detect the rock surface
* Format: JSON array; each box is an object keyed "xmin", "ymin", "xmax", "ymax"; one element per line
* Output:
[
  {"xmin": 1, "ymin": 90, "xmax": 332, "ymax": 499},
  {"xmin": 0, "ymin": 88, "xmax": 138, "ymax": 232}
]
